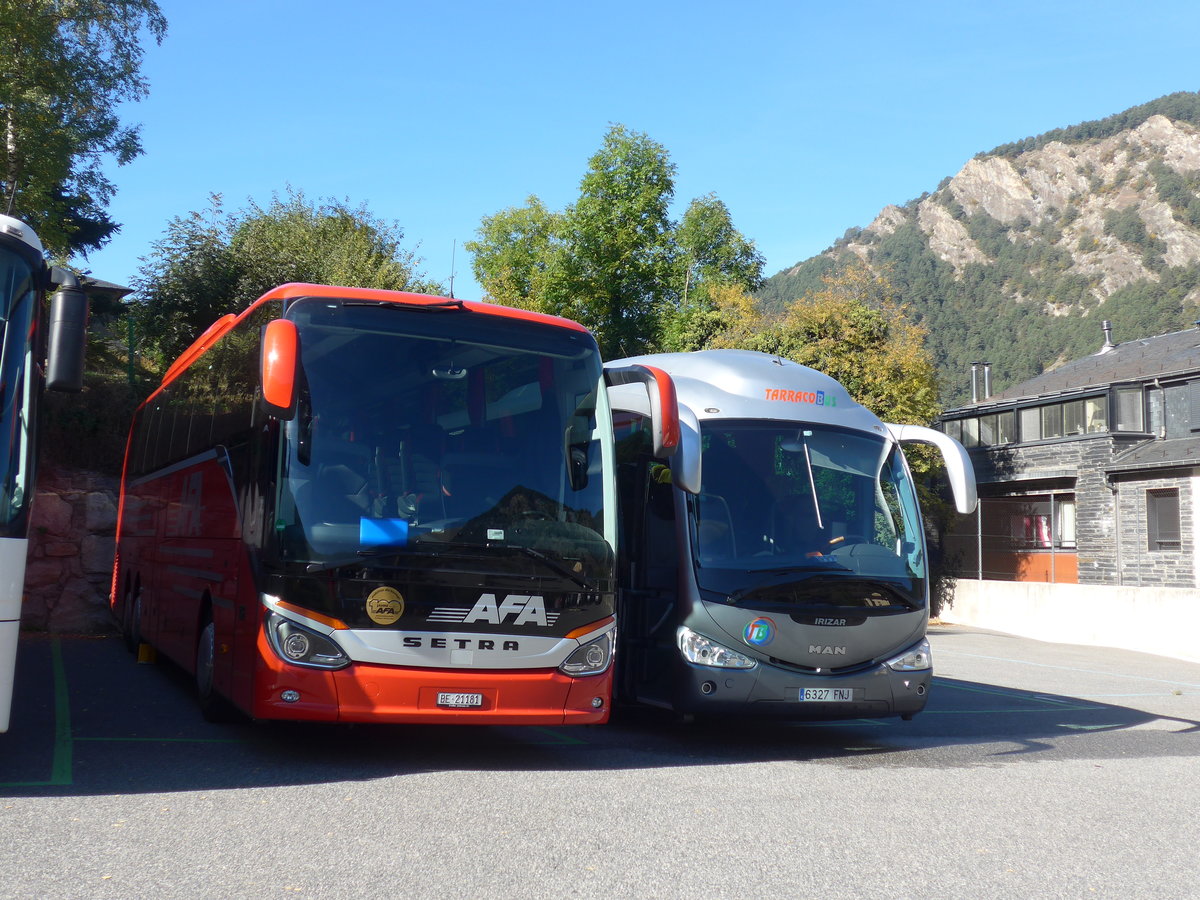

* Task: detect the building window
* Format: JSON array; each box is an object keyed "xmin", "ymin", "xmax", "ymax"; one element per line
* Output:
[
  {"xmin": 994, "ymin": 410, "xmax": 1015, "ymax": 444},
  {"xmin": 1041, "ymin": 404, "xmax": 1063, "ymax": 439},
  {"xmin": 961, "ymin": 417, "xmax": 979, "ymax": 448},
  {"xmin": 1020, "ymin": 407, "xmax": 1041, "ymax": 441},
  {"xmin": 1164, "ymin": 384, "xmax": 1189, "ymax": 437},
  {"xmin": 1148, "ymin": 387, "xmax": 1164, "ymax": 435},
  {"xmin": 977, "ymin": 415, "xmax": 994, "ymax": 446},
  {"xmin": 1115, "ymin": 387, "xmax": 1145, "ymax": 432},
  {"xmin": 1056, "ymin": 498, "xmax": 1077, "ymax": 550},
  {"xmin": 1147, "ymin": 488, "xmax": 1181, "ymax": 551},
  {"xmin": 1001, "ymin": 495, "xmax": 1077, "ymax": 550},
  {"xmin": 1063, "ymin": 400, "xmax": 1085, "ymax": 436},
  {"xmin": 1085, "ymin": 396, "xmax": 1108, "ymax": 433}
]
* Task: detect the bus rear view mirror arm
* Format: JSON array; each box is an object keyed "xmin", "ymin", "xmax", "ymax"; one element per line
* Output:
[
  {"xmin": 886, "ymin": 423, "xmax": 978, "ymax": 515},
  {"xmin": 603, "ymin": 364, "xmax": 680, "ymax": 460}
]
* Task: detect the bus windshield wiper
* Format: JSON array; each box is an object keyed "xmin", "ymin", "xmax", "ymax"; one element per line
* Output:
[
  {"xmin": 507, "ymin": 544, "xmax": 596, "ymax": 591},
  {"xmin": 411, "ymin": 538, "xmax": 596, "ymax": 590},
  {"xmin": 355, "ymin": 538, "xmax": 596, "ymax": 591},
  {"xmin": 342, "ymin": 299, "xmax": 464, "ymax": 312}
]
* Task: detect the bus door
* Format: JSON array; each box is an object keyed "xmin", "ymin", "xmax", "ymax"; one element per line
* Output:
[{"xmin": 613, "ymin": 412, "xmax": 684, "ymax": 705}]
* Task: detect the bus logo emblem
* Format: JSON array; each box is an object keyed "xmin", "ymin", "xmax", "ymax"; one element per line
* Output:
[
  {"xmin": 743, "ymin": 617, "xmax": 776, "ymax": 647},
  {"xmin": 365, "ymin": 586, "xmax": 405, "ymax": 625},
  {"xmin": 428, "ymin": 594, "xmax": 560, "ymax": 628}
]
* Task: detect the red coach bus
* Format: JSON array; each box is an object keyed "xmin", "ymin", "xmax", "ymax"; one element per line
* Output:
[{"xmin": 111, "ymin": 283, "xmax": 676, "ymax": 724}]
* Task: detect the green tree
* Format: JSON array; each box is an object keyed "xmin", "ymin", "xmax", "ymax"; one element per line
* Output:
[
  {"xmin": 131, "ymin": 189, "xmax": 436, "ymax": 365},
  {"xmin": 661, "ymin": 281, "xmax": 764, "ymax": 353},
  {"xmin": 720, "ymin": 266, "xmax": 941, "ymax": 428},
  {"xmin": 467, "ymin": 125, "xmax": 761, "ymax": 359},
  {"xmin": 659, "ymin": 194, "xmax": 765, "ymax": 351},
  {"xmin": 0, "ymin": 0, "xmax": 167, "ymax": 257},
  {"xmin": 676, "ymin": 193, "xmax": 764, "ymax": 304},
  {"xmin": 467, "ymin": 196, "xmax": 565, "ymax": 309},
  {"xmin": 129, "ymin": 196, "xmax": 239, "ymax": 367},
  {"xmin": 229, "ymin": 190, "xmax": 436, "ymax": 300},
  {"xmin": 564, "ymin": 125, "xmax": 677, "ymax": 356}
]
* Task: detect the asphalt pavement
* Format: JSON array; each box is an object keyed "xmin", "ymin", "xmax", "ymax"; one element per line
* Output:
[{"xmin": 2, "ymin": 624, "xmax": 1199, "ymax": 899}]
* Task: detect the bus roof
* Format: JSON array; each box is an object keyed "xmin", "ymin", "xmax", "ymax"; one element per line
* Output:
[
  {"xmin": 157, "ymin": 282, "xmax": 594, "ymax": 391},
  {"xmin": 609, "ymin": 349, "xmax": 889, "ymax": 436},
  {"xmin": 258, "ymin": 283, "xmax": 590, "ymax": 334},
  {"xmin": 0, "ymin": 214, "xmax": 44, "ymax": 256}
]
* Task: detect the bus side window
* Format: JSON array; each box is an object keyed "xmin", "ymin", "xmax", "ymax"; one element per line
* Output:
[{"xmin": 145, "ymin": 396, "xmax": 168, "ymax": 474}]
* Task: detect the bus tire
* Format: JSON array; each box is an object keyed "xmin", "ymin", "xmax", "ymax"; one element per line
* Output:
[
  {"xmin": 195, "ymin": 614, "xmax": 236, "ymax": 723},
  {"xmin": 122, "ymin": 590, "xmax": 142, "ymax": 654}
]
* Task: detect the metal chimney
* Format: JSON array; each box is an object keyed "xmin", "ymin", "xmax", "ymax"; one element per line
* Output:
[
  {"xmin": 1100, "ymin": 320, "xmax": 1116, "ymax": 353},
  {"xmin": 982, "ymin": 363, "xmax": 992, "ymax": 400},
  {"xmin": 970, "ymin": 363, "xmax": 980, "ymax": 404}
]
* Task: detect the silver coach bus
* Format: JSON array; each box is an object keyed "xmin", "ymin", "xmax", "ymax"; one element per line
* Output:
[{"xmin": 607, "ymin": 349, "xmax": 976, "ymax": 721}]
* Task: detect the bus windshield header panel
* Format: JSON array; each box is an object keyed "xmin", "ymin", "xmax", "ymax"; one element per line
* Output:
[
  {"xmin": 690, "ymin": 420, "xmax": 926, "ymax": 610},
  {"xmin": 274, "ymin": 298, "xmax": 614, "ymax": 587}
]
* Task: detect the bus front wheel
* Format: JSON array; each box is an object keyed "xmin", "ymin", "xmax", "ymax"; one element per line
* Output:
[
  {"xmin": 122, "ymin": 591, "xmax": 142, "ymax": 654},
  {"xmin": 195, "ymin": 615, "xmax": 236, "ymax": 723}
]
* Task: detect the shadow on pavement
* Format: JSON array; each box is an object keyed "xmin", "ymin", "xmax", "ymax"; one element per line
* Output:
[{"xmin": 2, "ymin": 633, "xmax": 1196, "ymax": 796}]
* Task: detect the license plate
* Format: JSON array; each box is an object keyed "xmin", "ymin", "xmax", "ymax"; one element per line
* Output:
[
  {"xmin": 437, "ymin": 692, "xmax": 484, "ymax": 708},
  {"xmin": 798, "ymin": 687, "xmax": 855, "ymax": 702}
]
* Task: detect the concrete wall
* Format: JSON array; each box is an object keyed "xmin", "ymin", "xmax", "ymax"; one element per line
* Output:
[{"xmin": 942, "ymin": 578, "xmax": 1200, "ymax": 664}]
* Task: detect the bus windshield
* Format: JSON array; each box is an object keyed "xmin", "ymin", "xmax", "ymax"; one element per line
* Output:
[
  {"xmin": 274, "ymin": 298, "xmax": 614, "ymax": 583},
  {"xmin": 689, "ymin": 420, "xmax": 925, "ymax": 605},
  {"xmin": 0, "ymin": 248, "xmax": 37, "ymax": 536}
]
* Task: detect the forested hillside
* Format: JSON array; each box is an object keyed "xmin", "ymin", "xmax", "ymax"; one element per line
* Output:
[{"xmin": 760, "ymin": 92, "xmax": 1200, "ymax": 405}]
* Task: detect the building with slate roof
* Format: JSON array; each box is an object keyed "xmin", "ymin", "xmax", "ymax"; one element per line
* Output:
[{"xmin": 938, "ymin": 322, "xmax": 1200, "ymax": 589}]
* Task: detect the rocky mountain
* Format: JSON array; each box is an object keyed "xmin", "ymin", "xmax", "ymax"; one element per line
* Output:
[{"xmin": 760, "ymin": 93, "xmax": 1200, "ymax": 404}]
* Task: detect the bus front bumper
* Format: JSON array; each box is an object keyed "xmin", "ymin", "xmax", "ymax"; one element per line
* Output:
[
  {"xmin": 253, "ymin": 653, "xmax": 613, "ymax": 725},
  {"xmin": 668, "ymin": 655, "xmax": 931, "ymax": 721}
]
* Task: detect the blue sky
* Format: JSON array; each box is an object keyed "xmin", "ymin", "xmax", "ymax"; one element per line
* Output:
[{"xmin": 82, "ymin": 0, "xmax": 1200, "ymax": 299}]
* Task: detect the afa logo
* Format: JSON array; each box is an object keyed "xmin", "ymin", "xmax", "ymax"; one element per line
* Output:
[
  {"xmin": 428, "ymin": 594, "xmax": 561, "ymax": 628},
  {"xmin": 365, "ymin": 586, "xmax": 405, "ymax": 626},
  {"xmin": 743, "ymin": 616, "xmax": 776, "ymax": 647}
]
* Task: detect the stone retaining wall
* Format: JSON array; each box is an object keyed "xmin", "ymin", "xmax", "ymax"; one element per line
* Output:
[{"xmin": 23, "ymin": 466, "xmax": 119, "ymax": 633}]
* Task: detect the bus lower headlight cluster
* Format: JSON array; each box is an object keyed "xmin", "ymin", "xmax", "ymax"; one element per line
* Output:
[
  {"xmin": 677, "ymin": 627, "xmax": 756, "ymax": 669},
  {"xmin": 558, "ymin": 631, "xmax": 614, "ymax": 676},
  {"xmin": 265, "ymin": 612, "xmax": 350, "ymax": 670},
  {"xmin": 886, "ymin": 638, "xmax": 932, "ymax": 672}
]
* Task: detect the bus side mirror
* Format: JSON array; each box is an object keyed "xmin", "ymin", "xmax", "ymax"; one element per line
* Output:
[
  {"xmin": 604, "ymin": 364, "xmax": 680, "ymax": 459},
  {"xmin": 671, "ymin": 402, "xmax": 702, "ymax": 495},
  {"xmin": 45, "ymin": 269, "xmax": 88, "ymax": 392},
  {"xmin": 886, "ymin": 423, "xmax": 978, "ymax": 514},
  {"xmin": 261, "ymin": 319, "xmax": 299, "ymax": 420}
]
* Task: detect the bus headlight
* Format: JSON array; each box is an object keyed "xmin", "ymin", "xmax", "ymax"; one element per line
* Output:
[
  {"xmin": 265, "ymin": 612, "xmax": 351, "ymax": 670},
  {"xmin": 558, "ymin": 630, "xmax": 614, "ymax": 677},
  {"xmin": 886, "ymin": 638, "xmax": 932, "ymax": 672},
  {"xmin": 677, "ymin": 627, "xmax": 757, "ymax": 669}
]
